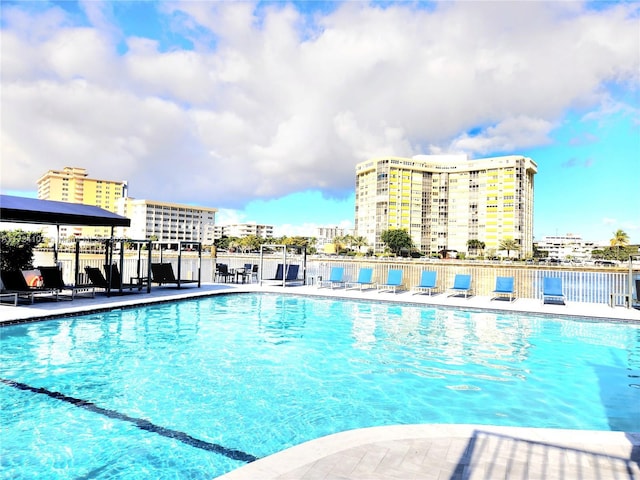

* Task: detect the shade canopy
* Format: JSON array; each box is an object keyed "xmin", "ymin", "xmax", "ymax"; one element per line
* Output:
[{"xmin": 0, "ymin": 194, "xmax": 131, "ymax": 227}]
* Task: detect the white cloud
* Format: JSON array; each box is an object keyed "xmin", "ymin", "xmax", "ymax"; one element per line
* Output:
[
  {"xmin": 214, "ymin": 208, "xmax": 248, "ymax": 226},
  {"xmin": 1, "ymin": 1, "xmax": 638, "ymax": 209},
  {"xmin": 447, "ymin": 116, "xmax": 556, "ymax": 156}
]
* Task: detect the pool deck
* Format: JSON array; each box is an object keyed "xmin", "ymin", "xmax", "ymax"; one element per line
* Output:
[{"xmin": 1, "ymin": 282, "xmax": 639, "ymax": 480}]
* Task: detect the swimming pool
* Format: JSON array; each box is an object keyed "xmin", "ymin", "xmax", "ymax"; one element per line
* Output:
[{"xmin": 1, "ymin": 293, "xmax": 639, "ymax": 479}]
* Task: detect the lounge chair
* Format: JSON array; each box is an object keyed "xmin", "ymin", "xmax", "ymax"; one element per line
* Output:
[
  {"xmin": 345, "ymin": 267, "xmax": 374, "ymax": 291},
  {"xmin": 491, "ymin": 276, "xmax": 515, "ymax": 302},
  {"xmin": 38, "ymin": 265, "xmax": 95, "ymax": 300},
  {"xmin": 262, "ymin": 264, "xmax": 302, "ymax": 285},
  {"xmin": 448, "ymin": 274, "xmax": 472, "ymax": 298},
  {"xmin": 273, "ymin": 264, "xmax": 284, "ymax": 280},
  {"xmin": 318, "ymin": 266, "xmax": 346, "ymax": 289},
  {"xmin": 85, "ymin": 266, "xmax": 109, "ymax": 289},
  {"xmin": 377, "ymin": 269, "xmax": 403, "ymax": 293},
  {"xmin": 0, "ymin": 270, "xmax": 58, "ymax": 304},
  {"xmin": 542, "ymin": 277, "xmax": 565, "ymax": 305},
  {"xmin": 412, "ymin": 270, "xmax": 438, "ymax": 295},
  {"xmin": 151, "ymin": 263, "xmax": 199, "ymax": 288},
  {"xmin": 104, "ymin": 264, "xmax": 139, "ymax": 291},
  {"xmin": 285, "ymin": 264, "xmax": 301, "ymax": 283},
  {"xmin": 85, "ymin": 266, "xmax": 136, "ymax": 294}
]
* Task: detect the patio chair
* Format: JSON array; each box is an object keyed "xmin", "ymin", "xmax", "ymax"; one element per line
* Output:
[
  {"xmin": 237, "ymin": 263, "xmax": 254, "ymax": 284},
  {"xmin": 345, "ymin": 267, "xmax": 374, "ymax": 291},
  {"xmin": 215, "ymin": 264, "xmax": 234, "ymax": 283},
  {"xmin": 38, "ymin": 265, "xmax": 95, "ymax": 300},
  {"xmin": 318, "ymin": 266, "xmax": 346, "ymax": 289},
  {"xmin": 491, "ymin": 276, "xmax": 515, "ymax": 302},
  {"xmin": 377, "ymin": 269, "xmax": 404, "ymax": 293},
  {"xmin": 0, "ymin": 270, "xmax": 58, "ymax": 304},
  {"xmin": 448, "ymin": 274, "xmax": 472, "ymax": 298},
  {"xmin": 250, "ymin": 264, "xmax": 259, "ymax": 283},
  {"xmin": 412, "ymin": 270, "xmax": 438, "ymax": 295},
  {"xmin": 542, "ymin": 277, "xmax": 565, "ymax": 305},
  {"xmin": 151, "ymin": 263, "xmax": 199, "ymax": 288},
  {"xmin": 234, "ymin": 264, "xmax": 258, "ymax": 284}
]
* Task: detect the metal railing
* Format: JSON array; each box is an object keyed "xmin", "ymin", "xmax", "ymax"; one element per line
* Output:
[{"xmin": 34, "ymin": 251, "xmax": 637, "ymax": 305}]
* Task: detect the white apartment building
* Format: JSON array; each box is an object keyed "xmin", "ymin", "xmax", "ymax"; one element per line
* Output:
[
  {"xmin": 535, "ymin": 234, "xmax": 596, "ymax": 261},
  {"xmin": 315, "ymin": 226, "xmax": 354, "ymax": 253},
  {"xmin": 355, "ymin": 154, "xmax": 537, "ymax": 256},
  {"xmin": 213, "ymin": 223, "xmax": 274, "ymax": 240},
  {"xmin": 116, "ymin": 197, "xmax": 217, "ymax": 247}
]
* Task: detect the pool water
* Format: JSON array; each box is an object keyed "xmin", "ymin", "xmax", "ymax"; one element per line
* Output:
[{"xmin": 1, "ymin": 293, "xmax": 639, "ymax": 479}]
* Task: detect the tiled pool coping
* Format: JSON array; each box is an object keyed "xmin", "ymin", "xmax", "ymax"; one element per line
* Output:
[
  {"xmin": 2, "ymin": 282, "xmax": 639, "ymax": 479},
  {"xmin": 217, "ymin": 424, "xmax": 640, "ymax": 480}
]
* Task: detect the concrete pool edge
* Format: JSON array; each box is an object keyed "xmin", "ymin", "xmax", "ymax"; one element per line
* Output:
[
  {"xmin": 216, "ymin": 424, "xmax": 640, "ymax": 480},
  {"xmin": 1, "ymin": 283, "xmax": 640, "ymax": 325}
]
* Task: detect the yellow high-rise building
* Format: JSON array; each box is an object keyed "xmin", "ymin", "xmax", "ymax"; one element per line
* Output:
[
  {"xmin": 354, "ymin": 154, "xmax": 537, "ymax": 257},
  {"xmin": 37, "ymin": 167, "xmax": 127, "ymax": 238}
]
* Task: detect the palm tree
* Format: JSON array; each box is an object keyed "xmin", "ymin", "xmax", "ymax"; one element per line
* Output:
[
  {"xmin": 332, "ymin": 235, "xmax": 347, "ymax": 254},
  {"xmin": 610, "ymin": 229, "xmax": 630, "ymax": 261},
  {"xmin": 349, "ymin": 235, "xmax": 369, "ymax": 253},
  {"xmin": 467, "ymin": 239, "xmax": 485, "ymax": 256},
  {"xmin": 498, "ymin": 238, "xmax": 520, "ymax": 259}
]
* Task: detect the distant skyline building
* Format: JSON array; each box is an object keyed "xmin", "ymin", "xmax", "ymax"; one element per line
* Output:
[
  {"xmin": 315, "ymin": 226, "xmax": 354, "ymax": 254},
  {"xmin": 535, "ymin": 234, "xmax": 598, "ymax": 261},
  {"xmin": 36, "ymin": 166, "xmax": 127, "ymax": 238},
  {"xmin": 116, "ymin": 197, "xmax": 217, "ymax": 247},
  {"xmin": 213, "ymin": 223, "xmax": 274, "ymax": 240},
  {"xmin": 354, "ymin": 154, "xmax": 537, "ymax": 256}
]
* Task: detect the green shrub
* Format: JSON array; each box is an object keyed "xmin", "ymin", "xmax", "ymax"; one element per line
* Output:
[{"xmin": 0, "ymin": 230, "xmax": 43, "ymax": 271}]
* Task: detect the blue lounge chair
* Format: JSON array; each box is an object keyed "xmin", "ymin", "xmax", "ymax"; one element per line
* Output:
[
  {"xmin": 319, "ymin": 266, "xmax": 345, "ymax": 289},
  {"xmin": 412, "ymin": 270, "xmax": 438, "ymax": 295},
  {"xmin": 285, "ymin": 264, "xmax": 300, "ymax": 281},
  {"xmin": 448, "ymin": 274, "xmax": 472, "ymax": 298},
  {"xmin": 261, "ymin": 264, "xmax": 301, "ymax": 286},
  {"xmin": 542, "ymin": 277, "xmax": 565, "ymax": 305},
  {"xmin": 345, "ymin": 267, "xmax": 374, "ymax": 291},
  {"xmin": 491, "ymin": 276, "xmax": 515, "ymax": 302},
  {"xmin": 273, "ymin": 264, "xmax": 285, "ymax": 280},
  {"xmin": 377, "ymin": 269, "xmax": 403, "ymax": 293}
]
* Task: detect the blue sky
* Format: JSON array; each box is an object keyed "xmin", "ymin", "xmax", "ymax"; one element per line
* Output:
[{"xmin": 1, "ymin": 1, "xmax": 638, "ymax": 243}]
